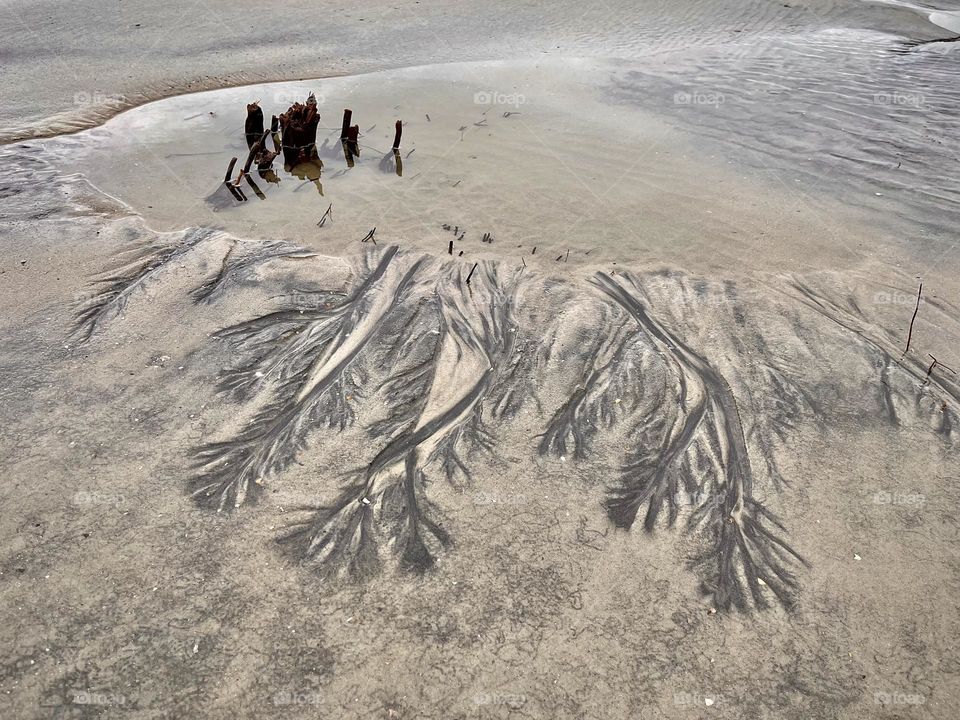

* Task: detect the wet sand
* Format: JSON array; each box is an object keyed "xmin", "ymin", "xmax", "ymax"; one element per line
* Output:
[{"xmin": 2, "ymin": 1, "xmax": 960, "ymax": 719}]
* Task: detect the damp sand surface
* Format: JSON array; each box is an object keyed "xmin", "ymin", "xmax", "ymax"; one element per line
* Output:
[{"xmin": 2, "ymin": 4, "xmax": 960, "ymax": 720}]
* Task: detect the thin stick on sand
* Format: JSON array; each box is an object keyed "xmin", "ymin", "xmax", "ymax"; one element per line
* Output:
[
  {"xmin": 317, "ymin": 203, "xmax": 333, "ymax": 227},
  {"xmin": 223, "ymin": 157, "xmax": 244, "ymax": 201},
  {"xmin": 466, "ymin": 262, "xmax": 478, "ymax": 285},
  {"xmin": 448, "ymin": 240, "xmax": 453, "ymax": 255},
  {"xmin": 905, "ymin": 282, "xmax": 923, "ymax": 354}
]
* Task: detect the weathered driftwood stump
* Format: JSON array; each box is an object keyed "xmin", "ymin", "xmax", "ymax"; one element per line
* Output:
[{"xmin": 279, "ymin": 93, "xmax": 321, "ymax": 167}]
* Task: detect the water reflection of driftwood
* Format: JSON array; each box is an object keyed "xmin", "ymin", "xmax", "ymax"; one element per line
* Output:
[
  {"xmin": 379, "ymin": 149, "xmax": 402, "ymax": 176},
  {"xmin": 289, "ymin": 158, "xmax": 324, "ymax": 195}
]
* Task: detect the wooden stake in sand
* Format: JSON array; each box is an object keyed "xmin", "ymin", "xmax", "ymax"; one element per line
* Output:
[
  {"xmin": 393, "ymin": 120, "xmax": 402, "ymax": 151},
  {"xmin": 245, "ymin": 102, "xmax": 264, "ymax": 148},
  {"xmin": 448, "ymin": 240, "xmax": 453, "ymax": 255},
  {"xmin": 905, "ymin": 282, "xmax": 923, "ymax": 354},
  {"xmin": 340, "ymin": 109, "xmax": 353, "ymax": 141}
]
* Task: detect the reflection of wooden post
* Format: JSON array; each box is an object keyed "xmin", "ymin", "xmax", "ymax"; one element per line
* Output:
[
  {"xmin": 340, "ymin": 109, "xmax": 352, "ymax": 140},
  {"xmin": 392, "ymin": 120, "xmax": 402, "ymax": 151},
  {"xmin": 347, "ymin": 125, "xmax": 360, "ymax": 151}
]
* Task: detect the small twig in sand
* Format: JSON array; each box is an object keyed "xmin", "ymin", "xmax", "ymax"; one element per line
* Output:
[
  {"xmin": 922, "ymin": 355, "xmax": 957, "ymax": 387},
  {"xmin": 360, "ymin": 228, "xmax": 377, "ymax": 244},
  {"xmin": 317, "ymin": 203, "xmax": 333, "ymax": 227},
  {"xmin": 466, "ymin": 262, "xmax": 478, "ymax": 285},
  {"xmin": 224, "ymin": 157, "xmax": 238, "ymax": 183},
  {"xmin": 223, "ymin": 157, "xmax": 244, "ymax": 201},
  {"xmin": 532, "ymin": 246, "xmax": 537, "ymax": 255},
  {"xmin": 448, "ymin": 240, "xmax": 453, "ymax": 255},
  {"xmin": 905, "ymin": 282, "xmax": 923, "ymax": 354}
]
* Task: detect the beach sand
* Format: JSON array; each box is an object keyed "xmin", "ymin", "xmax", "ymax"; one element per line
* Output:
[{"xmin": 1, "ymin": 1, "xmax": 959, "ymax": 718}]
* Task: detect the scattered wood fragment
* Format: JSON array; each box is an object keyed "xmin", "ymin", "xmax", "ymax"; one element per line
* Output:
[
  {"xmin": 466, "ymin": 262, "xmax": 478, "ymax": 285},
  {"xmin": 905, "ymin": 282, "xmax": 923, "ymax": 354},
  {"xmin": 224, "ymin": 157, "xmax": 238, "ymax": 183},
  {"xmin": 223, "ymin": 157, "xmax": 244, "ymax": 202},
  {"xmin": 448, "ymin": 240, "xmax": 453, "ymax": 255},
  {"xmin": 317, "ymin": 203, "xmax": 333, "ymax": 227},
  {"xmin": 360, "ymin": 228, "xmax": 377, "ymax": 244}
]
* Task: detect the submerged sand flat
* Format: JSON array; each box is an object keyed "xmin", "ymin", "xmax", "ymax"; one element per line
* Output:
[{"xmin": 2, "ymin": 1, "xmax": 960, "ymax": 719}]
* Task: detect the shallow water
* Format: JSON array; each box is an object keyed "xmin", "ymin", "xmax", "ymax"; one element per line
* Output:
[{"xmin": 27, "ymin": 27, "xmax": 958, "ymax": 287}]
